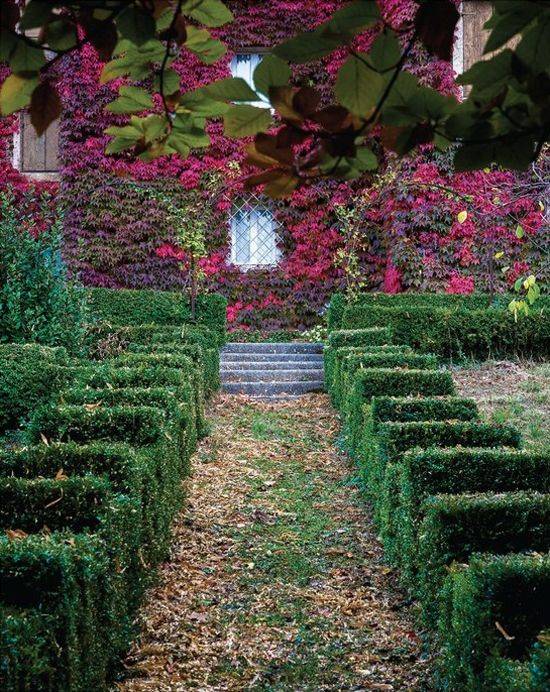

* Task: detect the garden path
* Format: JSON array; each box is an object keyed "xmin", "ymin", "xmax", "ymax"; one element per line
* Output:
[{"xmin": 116, "ymin": 394, "xmax": 431, "ymax": 691}]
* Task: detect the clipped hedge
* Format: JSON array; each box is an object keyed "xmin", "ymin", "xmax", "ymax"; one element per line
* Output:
[
  {"xmin": 335, "ymin": 351, "xmax": 439, "ymax": 409},
  {"xmin": 340, "ymin": 304, "xmax": 549, "ymax": 360},
  {"xmin": 328, "ymin": 345, "xmax": 412, "ymax": 401},
  {"xmin": 324, "ymin": 327, "xmax": 393, "ymax": 390},
  {"xmin": 0, "ymin": 345, "xmax": 71, "ymax": 432},
  {"xmin": 345, "ymin": 369, "xmax": 456, "ymax": 453},
  {"xmin": 86, "ymin": 288, "xmax": 227, "ymax": 340},
  {"xmin": 418, "ymin": 492, "xmax": 550, "ymax": 628},
  {"xmin": 367, "ymin": 420, "xmax": 521, "ymax": 533},
  {"xmin": 438, "ymin": 552, "xmax": 550, "ymax": 691},
  {"xmin": 370, "ymin": 395, "xmax": 479, "ymax": 431},
  {"xmin": 395, "ymin": 447, "xmax": 550, "ymax": 591},
  {"xmin": 71, "ymin": 363, "xmax": 206, "ymax": 438}
]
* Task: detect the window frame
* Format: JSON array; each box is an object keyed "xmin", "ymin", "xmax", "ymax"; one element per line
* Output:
[{"xmin": 229, "ymin": 196, "xmax": 282, "ymax": 270}]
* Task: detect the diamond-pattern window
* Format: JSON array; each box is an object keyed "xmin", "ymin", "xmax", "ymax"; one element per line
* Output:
[
  {"xmin": 230, "ymin": 53, "xmax": 270, "ymax": 109},
  {"xmin": 230, "ymin": 195, "xmax": 281, "ymax": 268}
]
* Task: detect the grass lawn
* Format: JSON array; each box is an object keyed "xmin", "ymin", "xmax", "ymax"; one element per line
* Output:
[{"xmin": 452, "ymin": 360, "xmax": 549, "ymax": 452}]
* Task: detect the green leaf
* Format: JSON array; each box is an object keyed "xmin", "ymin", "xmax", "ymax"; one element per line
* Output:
[
  {"xmin": 105, "ymin": 137, "xmax": 138, "ymax": 155},
  {"xmin": 201, "ymin": 77, "xmax": 259, "ymax": 102},
  {"xmin": 355, "ymin": 147, "xmax": 378, "ymax": 171},
  {"xmin": 454, "ymin": 143, "xmax": 496, "ymax": 171},
  {"xmin": 9, "ymin": 40, "xmax": 46, "ymax": 74},
  {"xmin": 44, "ymin": 19, "xmax": 78, "ymax": 51},
  {"xmin": 19, "ymin": 0, "xmax": 52, "ymax": 30},
  {"xmin": 516, "ymin": 14, "xmax": 550, "ymax": 73},
  {"xmin": 182, "ymin": 0, "xmax": 233, "ymax": 28},
  {"xmin": 141, "ymin": 115, "xmax": 168, "ymax": 143},
  {"xmin": 107, "ymin": 86, "xmax": 153, "ymax": 114},
  {"xmin": 185, "ymin": 25, "xmax": 226, "ymax": 64},
  {"xmin": 484, "ymin": 6, "xmax": 539, "ymax": 53},
  {"xmin": 515, "ymin": 224, "xmax": 524, "ymax": 239},
  {"xmin": 0, "ymin": 74, "xmax": 39, "ymax": 116},
  {"xmin": 178, "ymin": 93, "xmax": 229, "ymax": 116},
  {"xmin": 494, "ymin": 135, "xmax": 536, "ymax": 170},
  {"xmin": 253, "ymin": 55, "xmax": 291, "ymax": 96},
  {"xmin": 0, "ymin": 30, "xmax": 18, "ymax": 62},
  {"xmin": 366, "ymin": 29, "xmax": 401, "ymax": 72},
  {"xmin": 224, "ymin": 105, "xmax": 272, "ymax": 137},
  {"xmin": 172, "ymin": 116, "xmax": 211, "ymax": 147},
  {"xmin": 335, "ymin": 55, "xmax": 384, "ymax": 115},
  {"xmin": 166, "ymin": 133, "xmax": 190, "ymax": 158},
  {"xmin": 116, "ymin": 6, "xmax": 156, "ymax": 46},
  {"xmin": 458, "ymin": 49, "xmax": 513, "ymax": 95},
  {"xmin": 327, "ymin": 1, "xmax": 380, "ymax": 33},
  {"xmin": 457, "ymin": 211, "xmax": 468, "ymax": 223},
  {"xmin": 154, "ymin": 68, "xmax": 181, "ymax": 96},
  {"xmin": 274, "ymin": 30, "xmax": 345, "ymax": 64}
]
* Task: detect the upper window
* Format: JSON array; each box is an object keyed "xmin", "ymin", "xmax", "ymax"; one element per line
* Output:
[
  {"xmin": 230, "ymin": 53, "xmax": 270, "ymax": 108},
  {"xmin": 230, "ymin": 196, "xmax": 281, "ymax": 268}
]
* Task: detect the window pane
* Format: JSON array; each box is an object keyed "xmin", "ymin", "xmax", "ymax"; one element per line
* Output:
[{"xmin": 230, "ymin": 199, "xmax": 280, "ymax": 268}]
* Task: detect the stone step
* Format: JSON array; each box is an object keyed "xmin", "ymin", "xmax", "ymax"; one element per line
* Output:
[
  {"xmin": 221, "ymin": 368, "xmax": 323, "ymax": 383},
  {"xmin": 222, "ymin": 380, "xmax": 325, "ymax": 396},
  {"xmin": 222, "ymin": 342, "xmax": 323, "ymax": 354},
  {"xmin": 221, "ymin": 359, "xmax": 324, "ymax": 371},
  {"xmin": 221, "ymin": 353, "xmax": 324, "ymax": 364}
]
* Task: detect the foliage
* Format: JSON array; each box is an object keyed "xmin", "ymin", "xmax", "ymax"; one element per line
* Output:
[
  {"xmin": 340, "ymin": 301, "xmax": 550, "ymax": 360},
  {"xmin": 0, "ymin": 190, "xmax": 87, "ymax": 352},
  {"xmin": 2, "ymin": 0, "xmax": 548, "ymax": 182}
]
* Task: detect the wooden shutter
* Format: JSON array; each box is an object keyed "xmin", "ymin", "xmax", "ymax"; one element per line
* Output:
[{"xmin": 20, "ymin": 113, "xmax": 60, "ymax": 173}]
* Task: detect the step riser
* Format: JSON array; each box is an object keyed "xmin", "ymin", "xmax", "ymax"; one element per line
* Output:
[
  {"xmin": 221, "ymin": 369, "xmax": 323, "ymax": 383},
  {"xmin": 221, "ymin": 361, "xmax": 324, "ymax": 371},
  {"xmin": 222, "ymin": 354, "xmax": 324, "ymax": 364},
  {"xmin": 223, "ymin": 342, "xmax": 323, "ymax": 354},
  {"xmin": 222, "ymin": 381, "xmax": 325, "ymax": 396}
]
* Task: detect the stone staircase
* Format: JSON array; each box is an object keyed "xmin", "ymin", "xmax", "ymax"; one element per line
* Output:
[{"xmin": 221, "ymin": 342, "xmax": 324, "ymax": 399}]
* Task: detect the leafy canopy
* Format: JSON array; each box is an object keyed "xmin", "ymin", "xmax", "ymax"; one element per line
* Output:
[{"xmin": 1, "ymin": 0, "xmax": 549, "ymax": 196}]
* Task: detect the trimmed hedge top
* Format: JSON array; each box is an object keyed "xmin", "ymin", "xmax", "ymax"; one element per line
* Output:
[{"xmin": 86, "ymin": 288, "xmax": 226, "ymax": 336}]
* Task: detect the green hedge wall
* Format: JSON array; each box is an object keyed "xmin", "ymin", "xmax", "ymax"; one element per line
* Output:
[
  {"xmin": 345, "ymin": 369, "xmax": 456, "ymax": 453},
  {"xmin": 418, "ymin": 492, "xmax": 550, "ymax": 628},
  {"xmin": 327, "ymin": 312, "xmax": 550, "ymax": 690},
  {"xmin": 0, "ymin": 346, "xmax": 71, "ymax": 433},
  {"xmin": 324, "ymin": 327, "xmax": 392, "ymax": 391},
  {"xmin": 86, "ymin": 288, "xmax": 226, "ymax": 340},
  {"xmin": 438, "ymin": 553, "xmax": 550, "ymax": 691},
  {"xmin": 340, "ymin": 304, "xmax": 549, "ymax": 360}
]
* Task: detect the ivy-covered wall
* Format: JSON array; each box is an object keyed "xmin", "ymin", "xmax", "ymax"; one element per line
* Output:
[{"xmin": 1, "ymin": 1, "xmax": 547, "ymax": 330}]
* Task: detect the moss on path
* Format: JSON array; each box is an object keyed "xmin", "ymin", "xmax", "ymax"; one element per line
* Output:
[{"xmin": 117, "ymin": 394, "xmax": 431, "ymax": 691}]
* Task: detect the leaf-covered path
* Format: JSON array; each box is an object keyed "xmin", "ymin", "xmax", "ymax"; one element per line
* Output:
[{"xmin": 117, "ymin": 394, "xmax": 431, "ymax": 691}]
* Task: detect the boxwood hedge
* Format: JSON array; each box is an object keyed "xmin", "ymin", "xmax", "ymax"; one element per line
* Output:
[
  {"xmin": 438, "ymin": 552, "xmax": 550, "ymax": 691},
  {"xmin": 418, "ymin": 492, "xmax": 550, "ymax": 628},
  {"xmin": 324, "ymin": 328, "xmax": 393, "ymax": 390}
]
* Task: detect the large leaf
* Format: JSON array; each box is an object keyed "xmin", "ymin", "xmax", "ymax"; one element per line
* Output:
[
  {"xmin": 0, "ymin": 74, "xmax": 39, "ymax": 116},
  {"xmin": 107, "ymin": 86, "xmax": 154, "ymax": 114},
  {"xmin": 178, "ymin": 92, "xmax": 229, "ymax": 117},
  {"xmin": 415, "ymin": 0, "xmax": 460, "ymax": 61},
  {"xmin": 202, "ymin": 77, "xmax": 259, "ymax": 102},
  {"xmin": 335, "ymin": 55, "xmax": 384, "ymax": 116},
  {"xmin": 116, "ymin": 6, "xmax": 156, "ymax": 45},
  {"xmin": 224, "ymin": 105, "xmax": 272, "ymax": 137},
  {"xmin": 185, "ymin": 25, "xmax": 226, "ymax": 64},
  {"xmin": 182, "ymin": 0, "xmax": 233, "ymax": 28},
  {"xmin": 327, "ymin": 1, "xmax": 380, "ymax": 33},
  {"xmin": 484, "ymin": 4, "xmax": 540, "ymax": 53},
  {"xmin": 18, "ymin": 0, "xmax": 52, "ymax": 30},
  {"xmin": 9, "ymin": 39, "xmax": 46, "ymax": 74},
  {"xmin": 274, "ymin": 29, "xmax": 345, "ymax": 64},
  {"xmin": 253, "ymin": 55, "xmax": 291, "ymax": 96},
  {"xmin": 457, "ymin": 49, "xmax": 514, "ymax": 95},
  {"xmin": 516, "ymin": 13, "xmax": 550, "ymax": 73},
  {"xmin": 29, "ymin": 80, "xmax": 61, "ymax": 135}
]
